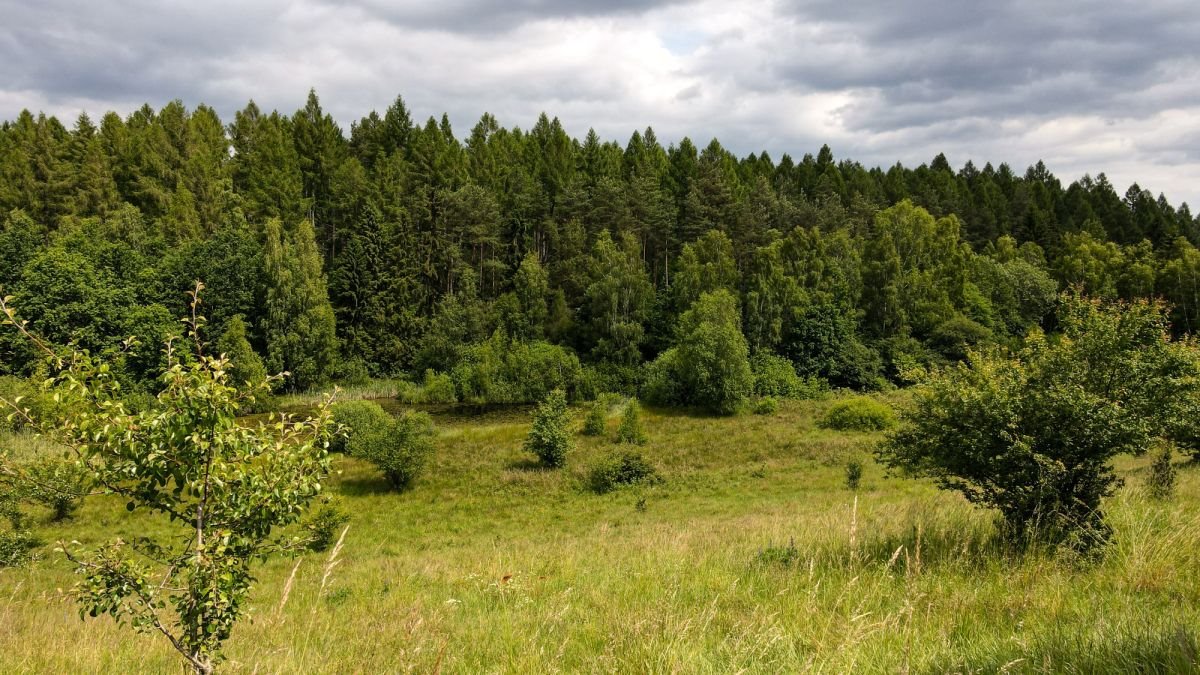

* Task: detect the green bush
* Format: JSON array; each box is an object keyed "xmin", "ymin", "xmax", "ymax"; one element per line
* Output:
[
  {"xmin": 588, "ymin": 451, "xmax": 659, "ymax": 494},
  {"xmin": 820, "ymin": 397, "xmax": 895, "ymax": 431},
  {"xmin": 617, "ymin": 399, "xmax": 648, "ymax": 445},
  {"xmin": 1146, "ymin": 443, "xmax": 1177, "ymax": 501},
  {"xmin": 304, "ymin": 497, "xmax": 350, "ymax": 552},
  {"xmin": 751, "ymin": 353, "xmax": 825, "ymax": 399},
  {"xmin": 0, "ymin": 376, "xmax": 60, "ymax": 432},
  {"xmin": 330, "ymin": 401, "xmax": 393, "ymax": 454},
  {"xmin": 451, "ymin": 333, "xmax": 583, "ymax": 404},
  {"xmin": 755, "ymin": 539, "xmax": 800, "ymax": 567},
  {"xmin": 22, "ymin": 455, "xmax": 90, "ymax": 520},
  {"xmin": 524, "ymin": 389, "xmax": 572, "ymax": 468},
  {"xmin": 644, "ymin": 290, "xmax": 753, "ymax": 415},
  {"xmin": 878, "ymin": 294, "xmax": 1200, "ymax": 553},
  {"xmin": 753, "ymin": 397, "xmax": 779, "ymax": 415},
  {"xmin": 419, "ymin": 369, "xmax": 458, "ymax": 404},
  {"xmin": 845, "ymin": 460, "xmax": 863, "ymax": 491},
  {"xmin": 355, "ymin": 412, "xmax": 436, "ymax": 490},
  {"xmin": 0, "ymin": 485, "xmax": 36, "ymax": 567},
  {"xmin": 582, "ymin": 400, "xmax": 607, "ymax": 436}
]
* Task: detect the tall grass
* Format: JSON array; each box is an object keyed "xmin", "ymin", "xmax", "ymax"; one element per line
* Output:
[{"xmin": 0, "ymin": 392, "xmax": 1197, "ymax": 673}]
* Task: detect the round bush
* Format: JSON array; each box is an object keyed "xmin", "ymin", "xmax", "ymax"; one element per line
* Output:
[
  {"xmin": 330, "ymin": 401, "xmax": 394, "ymax": 454},
  {"xmin": 588, "ymin": 451, "xmax": 659, "ymax": 494},
  {"xmin": 356, "ymin": 412, "xmax": 436, "ymax": 490},
  {"xmin": 819, "ymin": 397, "xmax": 895, "ymax": 431},
  {"xmin": 753, "ymin": 396, "xmax": 779, "ymax": 416}
]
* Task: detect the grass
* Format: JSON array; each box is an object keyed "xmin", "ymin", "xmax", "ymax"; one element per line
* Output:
[{"xmin": 1, "ymin": 392, "xmax": 1199, "ymax": 673}]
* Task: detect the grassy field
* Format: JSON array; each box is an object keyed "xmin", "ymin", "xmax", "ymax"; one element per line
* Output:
[{"xmin": 2, "ymin": 394, "xmax": 1199, "ymax": 673}]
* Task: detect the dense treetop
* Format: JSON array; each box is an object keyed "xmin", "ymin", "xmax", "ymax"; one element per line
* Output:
[{"xmin": 2, "ymin": 90, "xmax": 1197, "ymax": 395}]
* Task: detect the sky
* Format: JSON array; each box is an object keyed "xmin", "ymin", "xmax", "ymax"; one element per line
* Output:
[{"xmin": 2, "ymin": 0, "xmax": 1198, "ymax": 206}]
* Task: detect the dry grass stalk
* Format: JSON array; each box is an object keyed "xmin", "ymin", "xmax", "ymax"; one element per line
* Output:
[
  {"xmin": 318, "ymin": 525, "xmax": 350, "ymax": 601},
  {"xmin": 275, "ymin": 558, "xmax": 303, "ymax": 621}
]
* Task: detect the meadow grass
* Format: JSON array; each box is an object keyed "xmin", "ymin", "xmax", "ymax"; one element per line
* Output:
[{"xmin": 1, "ymin": 393, "xmax": 1198, "ymax": 673}]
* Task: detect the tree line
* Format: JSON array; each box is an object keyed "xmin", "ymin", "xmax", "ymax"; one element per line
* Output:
[{"xmin": 2, "ymin": 90, "xmax": 1199, "ymax": 397}]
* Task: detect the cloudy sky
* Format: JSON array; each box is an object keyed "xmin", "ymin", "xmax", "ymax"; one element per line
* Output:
[{"xmin": 2, "ymin": 0, "xmax": 1197, "ymax": 205}]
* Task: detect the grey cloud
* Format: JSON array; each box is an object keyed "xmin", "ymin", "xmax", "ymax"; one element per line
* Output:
[
  {"xmin": 759, "ymin": 0, "xmax": 1200, "ymax": 131},
  {"xmin": 315, "ymin": 0, "xmax": 685, "ymax": 32}
]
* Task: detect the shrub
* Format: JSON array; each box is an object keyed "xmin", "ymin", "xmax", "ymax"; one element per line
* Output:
[
  {"xmin": 330, "ymin": 401, "xmax": 393, "ymax": 454},
  {"xmin": 617, "ymin": 399, "xmax": 648, "ymax": 445},
  {"xmin": 753, "ymin": 397, "xmax": 779, "ymax": 415},
  {"xmin": 845, "ymin": 460, "xmax": 863, "ymax": 491},
  {"xmin": 931, "ymin": 315, "xmax": 993, "ymax": 361},
  {"xmin": 580, "ymin": 363, "xmax": 641, "ymax": 399},
  {"xmin": 820, "ymin": 397, "xmax": 895, "ymax": 431},
  {"xmin": 22, "ymin": 455, "xmax": 90, "ymax": 520},
  {"xmin": 524, "ymin": 389, "xmax": 571, "ymax": 468},
  {"xmin": 0, "ymin": 483, "xmax": 36, "ymax": 567},
  {"xmin": 419, "ymin": 369, "xmax": 458, "ymax": 404},
  {"xmin": 356, "ymin": 412, "xmax": 436, "ymax": 490},
  {"xmin": 582, "ymin": 400, "xmax": 607, "ymax": 436},
  {"xmin": 755, "ymin": 539, "xmax": 800, "ymax": 567},
  {"xmin": 451, "ymin": 332, "xmax": 583, "ymax": 404},
  {"xmin": 1146, "ymin": 443, "xmax": 1177, "ymax": 501},
  {"xmin": 588, "ymin": 451, "xmax": 659, "ymax": 494},
  {"xmin": 878, "ymin": 294, "xmax": 1200, "ymax": 553},
  {"xmin": 303, "ymin": 498, "xmax": 350, "ymax": 552},
  {"xmin": 751, "ymin": 353, "xmax": 824, "ymax": 399},
  {"xmin": 332, "ymin": 357, "xmax": 372, "ymax": 386},
  {"xmin": 0, "ymin": 528, "xmax": 37, "ymax": 567}
]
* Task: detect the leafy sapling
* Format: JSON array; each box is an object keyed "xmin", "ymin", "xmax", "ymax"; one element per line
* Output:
[{"xmin": 0, "ymin": 284, "xmax": 336, "ymax": 675}]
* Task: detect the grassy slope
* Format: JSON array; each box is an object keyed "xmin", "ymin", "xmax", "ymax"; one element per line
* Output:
[{"xmin": 1, "ymin": 395, "xmax": 1198, "ymax": 673}]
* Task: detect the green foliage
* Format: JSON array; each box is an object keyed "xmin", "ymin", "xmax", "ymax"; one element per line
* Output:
[
  {"xmin": 930, "ymin": 315, "xmax": 993, "ymax": 361},
  {"xmin": 820, "ymin": 397, "xmax": 895, "ymax": 432},
  {"xmin": 616, "ymin": 399, "xmax": 648, "ymax": 445},
  {"xmin": 845, "ymin": 460, "xmax": 863, "ymax": 491},
  {"xmin": 0, "ymin": 470, "xmax": 37, "ymax": 567},
  {"xmin": 261, "ymin": 218, "xmax": 337, "ymax": 392},
  {"xmin": 353, "ymin": 412, "xmax": 435, "ymax": 490},
  {"xmin": 1145, "ymin": 443, "xmax": 1177, "ymax": 501},
  {"xmin": 524, "ymin": 389, "xmax": 571, "ymax": 468},
  {"xmin": 450, "ymin": 332, "xmax": 582, "ymax": 404},
  {"xmin": 215, "ymin": 315, "xmax": 269, "ymax": 412},
  {"xmin": 750, "ymin": 352, "xmax": 824, "ymax": 399},
  {"xmin": 784, "ymin": 302, "xmax": 883, "ymax": 391},
  {"xmin": 755, "ymin": 539, "xmax": 800, "ymax": 568},
  {"xmin": 303, "ymin": 497, "xmax": 350, "ymax": 552},
  {"xmin": 330, "ymin": 400, "xmax": 393, "ymax": 454},
  {"xmin": 1, "ymin": 287, "xmax": 335, "ymax": 674},
  {"xmin": 419, "ymin": 369, "xmax": 458, "ymax": 404},
  {"xmin": 588, "ymin": 450, "xmax": 659, "ymax": 494},
  {"xmin": 879, "ymin": 294, "xmax": 1200, "ymax": 552},
  {"xmin": 582, "ymin": 400, "xmax": 607, "ymax": 436},
  {"xmin": 646, "ymin": 290, "xmax": 752, "ymax": 415},
  {"xmin": 20, "ymin": 455, "xmax": 90, "ymax": 520},
  {"xmin": 753, "ymin": 397, "xmax": 779, "ymax": 416}
]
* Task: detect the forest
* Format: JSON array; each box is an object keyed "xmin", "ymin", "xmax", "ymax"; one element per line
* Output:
[{"xmin": 2, "ymin": 90, "xmax": 1199, "ymax": 401}]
